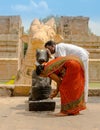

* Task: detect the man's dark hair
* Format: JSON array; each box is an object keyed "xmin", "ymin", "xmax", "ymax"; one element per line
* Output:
[
  {"xmin": 36, "ymin": 65, "xmax": 44, "ymax": 75},
  {"xmin": 44, "ymin": 40, "xmax": 56, "ymax": 48}
]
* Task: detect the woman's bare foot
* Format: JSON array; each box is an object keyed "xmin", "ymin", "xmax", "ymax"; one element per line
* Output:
[
  {"xmin": 54, "ymin": 112, "xmax": 68, "ymax": 116},
  {"xmin": 68, "ymin": 112, "xmax": 80, "ymax": 116}
]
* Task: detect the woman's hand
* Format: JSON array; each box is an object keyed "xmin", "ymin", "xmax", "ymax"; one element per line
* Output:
[
  {"xmin": 49, "ymin": 89, "xmax": 59, "ymax": 99},
  {"xmin": 49, "ymin": 73, "xmax": 61, "ymax": 99}
]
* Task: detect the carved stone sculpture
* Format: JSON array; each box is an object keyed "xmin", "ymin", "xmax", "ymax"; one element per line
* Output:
[
  {"xmin": 29, "ymin": 49, "xmax": 55, "ymax": 111},
  {"xmin": 29, "ymin": 49, "xmax": 51, "ymax": 101},
  {"xmin": 15, "ymin": 18, "xmax": 63, "ymax": 85}
]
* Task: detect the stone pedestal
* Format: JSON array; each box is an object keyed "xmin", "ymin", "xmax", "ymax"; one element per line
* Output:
[{"xmin": 29, "ymin": 99, "xmax": 56, "ymax": 111}]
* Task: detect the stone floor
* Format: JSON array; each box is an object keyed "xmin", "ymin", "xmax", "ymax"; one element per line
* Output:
[{"xmin": 0, "ymin": 96, "xmax": 100, "ymax": 130}]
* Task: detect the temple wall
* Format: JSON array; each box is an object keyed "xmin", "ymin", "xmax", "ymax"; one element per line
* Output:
[
  {"xmin": 0, "ymin": 59, "xmax": 18, "ymax": 81},
  {"xmin": 58, "ymin": 16, "xmax": 100, "ymax": 82},
  {"xmin": 0, "ymin": 15, "xmax": 99, "ymax": 83},
  {"xmin": 89, "ymin": 59, "xmax": 100, "ymax": 82},
  {"xmin": 0, "ymin": 16, "xmax": 24, "ymax": 81}
]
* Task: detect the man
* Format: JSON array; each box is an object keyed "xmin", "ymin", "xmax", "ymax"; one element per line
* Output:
[{"xmin": 44, "ymin": 40, "xmax": 89, "ymax": 103}]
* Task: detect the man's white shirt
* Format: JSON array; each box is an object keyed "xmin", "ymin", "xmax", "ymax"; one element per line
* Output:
[{"xmin": 55, "ymin": 43, "xmax": 89, "ymax": 61}]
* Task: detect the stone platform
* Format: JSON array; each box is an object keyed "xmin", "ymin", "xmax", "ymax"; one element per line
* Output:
[{"xmin": 29, "ymin": 99, "xmax": 56, "ymax": 111}]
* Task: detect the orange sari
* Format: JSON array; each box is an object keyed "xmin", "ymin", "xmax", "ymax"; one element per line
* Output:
[{"xmin": 43, "ymin": 56, "xmax": 86, "ymax": 114}]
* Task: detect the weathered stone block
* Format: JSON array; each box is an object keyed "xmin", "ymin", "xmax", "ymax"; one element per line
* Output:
[
  {"xmin": 89, "ymin": 59, "xmax": 100, "ymax": 82},
  {"xmin": 29, "ymin": 99, "xmax": 56, "ymax": 111},
  {"xmin": 88, "ymin": 88, "xmax": 100, "ymax": 96},
  {"xmin": 13, "ymin": 85, "xmax": 31, "ymax": 96}
]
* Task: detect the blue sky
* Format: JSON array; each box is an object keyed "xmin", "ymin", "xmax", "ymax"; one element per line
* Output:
[{"xmin": 0, "ymin": 0, "xmax": 100, "ymax": 35}]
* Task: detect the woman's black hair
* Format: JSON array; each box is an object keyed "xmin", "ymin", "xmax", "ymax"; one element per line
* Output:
[{"xmin": 36, "ymin": 64, "xmax": 44, "ymax": 75}]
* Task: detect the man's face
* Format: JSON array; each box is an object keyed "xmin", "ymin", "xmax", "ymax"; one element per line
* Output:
[{"xmin": 46, "ymin": 45, "xmax": 55, "ymax": 54}]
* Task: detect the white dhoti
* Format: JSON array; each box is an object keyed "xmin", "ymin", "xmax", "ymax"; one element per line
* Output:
[{"xmin": 83, "ymin": 59, "xmax": 89, "ymax": 103}]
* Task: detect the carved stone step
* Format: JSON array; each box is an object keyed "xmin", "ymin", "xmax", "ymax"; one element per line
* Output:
[{"xmin": 29, "ymin": 99, "xmax": 56, "ymax": 111}]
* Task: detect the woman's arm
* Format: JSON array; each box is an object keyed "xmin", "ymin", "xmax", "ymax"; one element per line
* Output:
[
  {"xmin": 49, "ymin": 73, "xmax": 61, "ymax": 89},
  {"xmin": 49, "ymin": 73, "xmax": 62, "ymax": 98}
]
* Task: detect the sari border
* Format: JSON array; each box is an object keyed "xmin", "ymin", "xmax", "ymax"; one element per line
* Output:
[{"xmin": 61, "ymin": 93, "xmax": 86, "ymax": 113}]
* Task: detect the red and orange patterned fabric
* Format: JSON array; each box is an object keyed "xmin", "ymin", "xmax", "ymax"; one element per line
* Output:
[{"xmin": 43, "ymin": 56, "xmax": 86, "ymax": 114}]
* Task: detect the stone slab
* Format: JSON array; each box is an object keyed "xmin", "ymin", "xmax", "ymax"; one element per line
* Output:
[
  {"xmin": 29, "ymin": 99, "xmax": 56, "ymax": 111},
  {"xmin": 88, "ymin": 88, "xmax": 100, "ymax": 96},
  {"xmin": 13, "ymin": 85, "xmax": 31, "ymax": 96}
]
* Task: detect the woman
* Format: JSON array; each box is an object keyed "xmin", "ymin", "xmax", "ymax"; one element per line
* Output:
[{"xmin": 36, "ymin": 55, "xmax": 86, "ymax": 116}]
